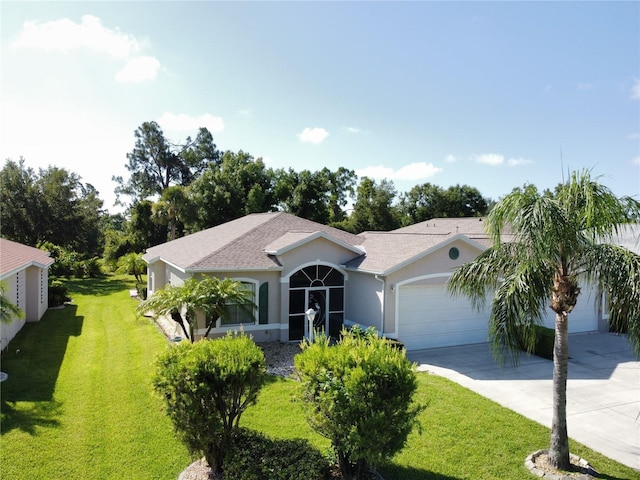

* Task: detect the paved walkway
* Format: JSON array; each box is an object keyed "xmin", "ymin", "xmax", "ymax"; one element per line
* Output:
[{"xmin": 406, "ymin": 333, "xmax": 639, "ymax": 470}]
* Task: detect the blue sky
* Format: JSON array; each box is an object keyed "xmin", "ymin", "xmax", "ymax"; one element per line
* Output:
[{"xmin": 2, "ymin": 1, "xmax": 639, "ymax": 214}]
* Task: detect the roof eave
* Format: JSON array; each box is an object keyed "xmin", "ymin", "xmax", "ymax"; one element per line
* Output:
[
  {"xmin": 0, "ymin": 259, "xmax": 55, "ymax": 280},
  {"xmin": 186, "ymin": 266, "xmax": 284, "ymax": 274}
]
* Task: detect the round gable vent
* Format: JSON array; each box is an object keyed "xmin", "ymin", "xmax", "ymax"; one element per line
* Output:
[{"xmin": 448, "ymin": 247, "xmax": 460, "ymax": 260}]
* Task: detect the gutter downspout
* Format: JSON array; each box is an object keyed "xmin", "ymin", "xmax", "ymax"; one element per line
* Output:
[{"xmin": 375, "ymin": 275, "xmax": 385, "ymax": 336}]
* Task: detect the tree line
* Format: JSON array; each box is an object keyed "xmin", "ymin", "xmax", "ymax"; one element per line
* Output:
[{"xmin": 1, "ymin": 120, "xmax": 491, "ymax": 269}]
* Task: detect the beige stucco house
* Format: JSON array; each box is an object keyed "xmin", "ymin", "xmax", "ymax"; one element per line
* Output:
[
  {"xmin": 0, "ymin": 238, "xmax": 55, "ymax": 350},
  {"xmin": 142, "ymin": 212, "xmax": 606, "ymax": 350}
]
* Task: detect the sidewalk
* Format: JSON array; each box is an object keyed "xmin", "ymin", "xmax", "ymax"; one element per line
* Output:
[{"xmin": 406, "ymin": 333, "xmax": 640, "ymax": 470}]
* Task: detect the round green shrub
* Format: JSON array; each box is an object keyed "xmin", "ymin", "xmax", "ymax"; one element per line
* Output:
[
  {"xmin": 294, "ymin": 327, "xmax": 424, "ymax": 480},
  {"xmin": 153, "ymin": 333, "xmax": 267, "ymax": 475}
]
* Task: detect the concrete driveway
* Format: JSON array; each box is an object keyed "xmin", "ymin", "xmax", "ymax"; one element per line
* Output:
[{"xmin": 406, "ymin": 332, "xmax": 639, "ymax": 470}]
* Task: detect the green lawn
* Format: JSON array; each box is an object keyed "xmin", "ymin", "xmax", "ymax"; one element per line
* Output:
[
  {"xmin": 0, "ymin": 276, "xmax": 190, "ymax": 480},
  {"xmin": 1, "ymin": 276, "xmax": 638, "ymax": 480}
]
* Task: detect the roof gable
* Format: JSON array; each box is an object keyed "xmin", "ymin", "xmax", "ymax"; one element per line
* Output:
[
  {"xmin": 0, "ymin": 238, "xmax": 55, "ymax": 278},
  {"xmin": 143, "ymin": 212, "xmax": 363, "ymax": 272},
  {"xmin": 264, "ymin": 231, "xmax": 364, "ymax": 256},
  {"xmin": 347, "ymin": 232, "xmax": 486, "ymax": 274}
]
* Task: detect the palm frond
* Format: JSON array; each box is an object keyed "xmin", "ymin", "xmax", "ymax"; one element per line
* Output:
[
  {"xmin": 488, "ymin": 262, "xmax": 551, "ymax": 365},
  {"xmin": 582, "ymin": 243, "xmax": 640, "ymax": 355},
  {"xmin": 556, "ymin": 169, "xmax": 640, "ymax": 241}
]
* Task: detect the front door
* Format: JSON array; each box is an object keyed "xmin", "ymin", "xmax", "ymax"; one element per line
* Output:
[
  {"xmin": 288, "ymin": 264, "xmax": 345, "ymax": 341},
  {"xmin": 307, "ymin": 288, "xmax": 328, "ymax": 337}
]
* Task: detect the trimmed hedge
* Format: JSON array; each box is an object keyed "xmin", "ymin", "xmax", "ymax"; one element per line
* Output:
[
  {"xmin": 48, "ymin": 280, "xmax": 71, "ymax": 307},
  {"xmin": 519, "ymin": 325, "xmax": 555, "ymax": 360},
  {"xmin": 224, "ymin": 428, "xmax": 328, "ymax": 480}
]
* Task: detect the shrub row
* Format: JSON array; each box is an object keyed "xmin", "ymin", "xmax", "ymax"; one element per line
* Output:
[{"xmin": 153, "ymin": 328, "xmax": 422, "ymax": 480}]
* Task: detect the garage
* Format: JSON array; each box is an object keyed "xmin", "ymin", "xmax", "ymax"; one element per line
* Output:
[
  {"xmin": 397, "ymin": 282, "xmax": 599, "ymax": 351},
  {"xmin": 397, "ymin": 284, "xmax": 491, "ymax": 350}
]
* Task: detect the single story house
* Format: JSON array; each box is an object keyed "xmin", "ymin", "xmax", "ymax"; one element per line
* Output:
[
  {"xmin": 0, "ymin": 238, "xmax": 55, "ymax": 350},
  {"xmin": 142, "ymin": 212, "xmax": 609, "ymax": 350}
]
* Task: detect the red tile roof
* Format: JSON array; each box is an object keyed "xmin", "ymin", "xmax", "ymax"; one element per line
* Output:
[{"xmin": 0, "ymin": 238, "xmax": 55, "ymax": 277}]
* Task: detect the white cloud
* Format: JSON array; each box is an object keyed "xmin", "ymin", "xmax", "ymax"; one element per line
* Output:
[
  {"xmin": 12, "ymin": 15, "xmax": 142, "ymax": 59},
  {"xmin": 474, "ymin": 153, "xmax": 504, "ymax": 166},
  {"xmin": 116, "ymin": 56, "xmax": 160, "ymax": 83},
  {"xmin": 631, "ymin": 79, "xmax": 640, "ymax": 100},
  {"xmin": 344, "ymin": 126, "xmax": 362, "ymax": 134},
  {"xmin": 298, "ymin": 127, "xmax": 329, "ymax": 144},
  {"xmin": 157, "ymin": 112, "xmax": 224, "ymax": 133},
  {"xmin": 627, "ymin": 133, "xmax": 640, "ymax": 140},
  {"xmin": 507, "ymin": 157, "xmax": 534, "ymax": 166},
  {"xmin": 445, "ymin": 154, "xmax": 457, "ymax": 163},
  {"xmin": 577, "ymin": 83, "xmax": 593, "ymax": 91},
  {"xmin": 356, "ymin": 162, "xmax": 442, "ymax": 181},
  {"xmin": 632, "ymin": 156, "xmax": 640, "ymax": 166},
  {"xmin": 474, "ymin": 153, "xmax": 532, "ymax": 167},
  {"xmin": 12, "ymin": 15, "xmax": 160, "ymax": 83}
]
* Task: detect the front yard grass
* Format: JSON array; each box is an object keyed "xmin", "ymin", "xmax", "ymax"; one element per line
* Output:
[{"xmin": 1, "ymin": 275, "xmax": 637, "ymax": 479}]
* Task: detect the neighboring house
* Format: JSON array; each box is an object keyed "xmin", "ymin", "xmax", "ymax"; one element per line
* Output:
[
  {"xmin": 142, "ymin": 212, "xmax": 608, "ymax": 350},
  {"xmin": 0, "ymin": 238, "xmax": 55, "ymax": 350}
]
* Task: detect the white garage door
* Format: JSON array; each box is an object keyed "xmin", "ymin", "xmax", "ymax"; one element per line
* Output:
[{"xmin": 398, "ymin": 285, "xmax": 490, "ymax": 350}]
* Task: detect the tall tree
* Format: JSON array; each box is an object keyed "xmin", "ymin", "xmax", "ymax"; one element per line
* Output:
[
  {"xmin": 275, "ymin": 168, "xmax": 331, "ymax": 224},
  {"xmin": 342, "ymin": 177, "xmax": 402, "ymax": 233},
  {"xmin": 114, "ymin": 121, "xmax": 219, "ymax": 204},
  {"xmin": 1, "ymin": 159, "xmax": 105, "ymax": 254},
  {"xmin": 400, "ymin": 183, "xmax": 446, "ymax": 224},
  {"xmin": 128, "ymin": 200, "xmax": 166, "ymax": 250},
  {"xmin": 322, "ymin": 167, "xmax": 357, "ymax": 225},
  {"xmin": 273, "ymin": 167, "xmax": 356, "ymax": 225},
  {"xmin": 187, "ymin": 151, "xmax": 276, "ymax": 231},
  {"xmin": 441, "ymin": 184, "xmax": 488, "ymax": 217},
  {"xmin": 0, "ymin": 158, "xmax": 39, "ymax": 245},
  {"xmin": 400, "ymin": 183, "xmax": 488, "ymax": 225},
  {"xmin": 447, "ymin": 170, "xmax": 640, "ymax": 471}
]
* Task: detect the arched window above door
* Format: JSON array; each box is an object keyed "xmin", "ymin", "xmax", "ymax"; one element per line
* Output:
[{"xmin": 289, "ymin": 264, "xmax": 344, "ymax": 288}]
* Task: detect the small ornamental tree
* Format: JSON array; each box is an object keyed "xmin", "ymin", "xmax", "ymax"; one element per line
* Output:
[
  {"xmin": 116, "ymin": 252, "xmax": 146, "ymax": 284},
  {"xmin": 153, "ymin": 333, "xmax": 267, "ymax": 475},
  {"xmin": 294, "ymin": 327, "xmax": 424, "ymax": 480}
]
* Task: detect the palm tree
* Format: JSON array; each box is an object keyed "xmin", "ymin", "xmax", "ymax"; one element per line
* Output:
[
  {"xmin": 196, "ymin": 277, "xmax": 255, "ymax": 338},
  {"xmin": 116, "ymin": 253, "xmax": 146, "ymax": 285},
  {"xmin": 136, "ymin": 277, "xmax": 254, "ymax": 342},
  {"xmin": 0, "ymin": 281, "xmax": 23, "ymax": 324},
  {"xmin": 152, "ymin": 185, "xmax": 190, "ymax": 241},
  {"xmin": 448, "ymin": 170, "xmax": 640, "ymax": 471},
  {"xmin": 1, "ymin": 281, "xmax": 23, "ymax": 380}
]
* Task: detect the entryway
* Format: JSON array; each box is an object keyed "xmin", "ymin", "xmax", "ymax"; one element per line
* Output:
[{"xmin": 288, "ymin": 264, "xmax": 345, "ymax": 341}]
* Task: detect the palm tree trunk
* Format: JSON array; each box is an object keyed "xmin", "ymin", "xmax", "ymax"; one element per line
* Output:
[
  {"xmin": 548, "ymin": 311, "xmax": 570, "ymax": 470},
  {"xmin": 203, "ymin": 316, "xmax": 218, "ymax": 339},
  {"xmin": 171, "ymin": 311, "xmax": 191, "ymax": 342}
]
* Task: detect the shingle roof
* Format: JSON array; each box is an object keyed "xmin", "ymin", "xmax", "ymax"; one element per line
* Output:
[
  {"xmin": 346, "ymin": 232, "xmax": 457, "ymax": 273},
  {"xmin": 143, "ymin": 212, "xmax": 364, "ymax": 272},
  {"xmin": 0, "ymin": 238, "xmax": 55, "ymax": 278},
  {"xmin": 393, "ymin": 217, "xmax": 490, "ymax": 235}
]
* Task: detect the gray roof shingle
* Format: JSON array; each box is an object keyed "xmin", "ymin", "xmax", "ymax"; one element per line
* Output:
[{"xmin": 143, "ymin": 212, "xmax": 363, "ymax": 272}]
